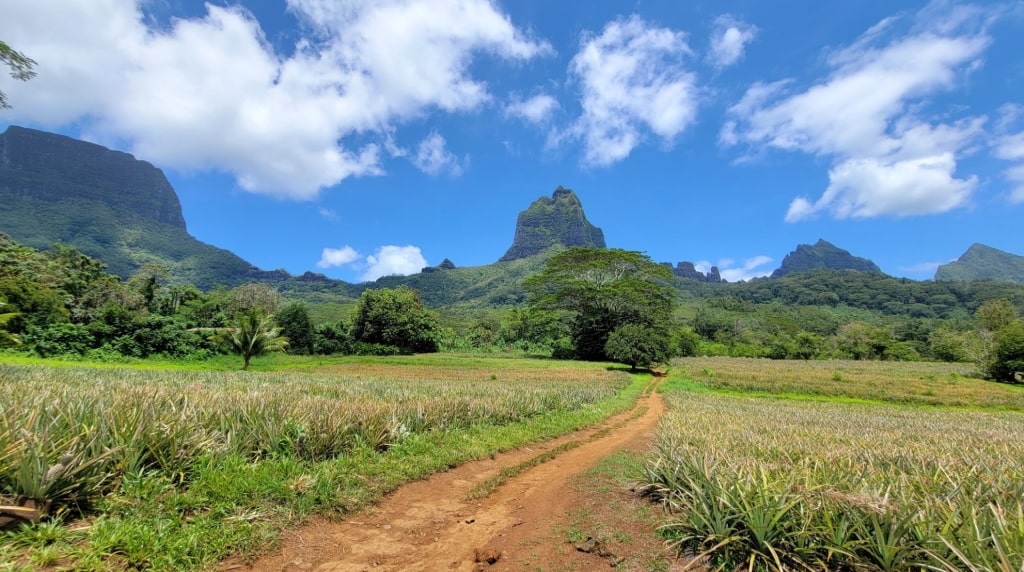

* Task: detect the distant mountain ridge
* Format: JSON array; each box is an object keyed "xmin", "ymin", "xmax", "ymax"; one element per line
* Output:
[
  {"xmin": 0, "ymin": 125, "xmax": 280, "ymax": 289},
  {"xmin": 771, "ymin": 239, "xmax": 883, "ymax": 278},
  {"xmin": 499, "ymin": 186, "xmax": 606, "ymax": 261},
  {"xmin": 935, "ymin": 244, "xmax": 1024, "ymax": 284}
]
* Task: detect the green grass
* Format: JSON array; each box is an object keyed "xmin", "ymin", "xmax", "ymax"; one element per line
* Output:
[
  {"xmin": 670, "ymin": 356, "xmax": 1024, "ymax": 410},
  {"xmin": 0, "ymin": 356, "xmax": 642, "ymax": 571},
  {"xmin": 645, "ymin": 358, "xmax": 1024, "ymax": 571}
]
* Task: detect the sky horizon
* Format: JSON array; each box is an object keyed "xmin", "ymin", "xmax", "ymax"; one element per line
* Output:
[{"xmin": 1, "ymin": 0, "xmax": 1022, "ymax": 283}]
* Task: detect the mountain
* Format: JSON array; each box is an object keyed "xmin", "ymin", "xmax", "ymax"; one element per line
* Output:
[
  {"xmin": 499, "ymin": 186, "xmax": 606, "ymax": 262},
  {"xmin": 664, "ymin": 261, "xmax": 726, "ymax": 283},
  {"xmin": 0, "ymin": 125, "xmax": 280, "ymax": 289},
  {"xmin": 935, "ymin": 244, "xmax": 1024, "ymax": 284},
  {"xmin": 770, "ymin": 239, "xmax": 882, "ymax": 278}
]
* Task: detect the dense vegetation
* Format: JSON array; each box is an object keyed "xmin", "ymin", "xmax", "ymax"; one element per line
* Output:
[
  {"xmin": 643, "ymin": 359, "xmax": 1024, "ymax": 570},
  {"xmin": 936, "ymin": 242, "xmax": 1024, "ymax": 284},
  {"xmin": 0, "ymin": 358, "xmax": 635, "ymax": 569},
  {"xmin": 2, "ymin": 232, "xmax": 1024, "ymax": 381}
]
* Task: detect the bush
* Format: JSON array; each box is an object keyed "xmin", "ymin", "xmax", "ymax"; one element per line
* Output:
[
  {"xmin": 28, "ymin": 323, "xmax": 93, "ymax": 357},
  {"xmin": 604, "ymin": 324, "xmax": 672, "ymax": 370},
  {"xmin": 990, "ymin": 320, "xmax": 1024, "ymax": 383}
]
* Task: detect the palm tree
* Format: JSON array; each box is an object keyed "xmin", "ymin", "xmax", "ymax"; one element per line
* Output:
[{"xmin": 212, "ymin": 310, "xmax": 288, "ymax": 370}]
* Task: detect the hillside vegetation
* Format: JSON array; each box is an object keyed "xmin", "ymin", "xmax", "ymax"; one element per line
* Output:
[{"xmin": 936, "ymin": 243, "xmax": 1024, "ymax": 284}]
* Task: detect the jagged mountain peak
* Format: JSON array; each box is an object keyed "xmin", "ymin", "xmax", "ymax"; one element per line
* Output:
[
  {"xmin": 771, "ymin": 239, "xmax": 882, "ymax": 278},
  {"xmin": 498, "ymin": 186, "xmax": 606, "ymax": 262}
]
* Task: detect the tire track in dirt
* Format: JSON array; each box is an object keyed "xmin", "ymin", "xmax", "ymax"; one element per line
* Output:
[{"xmin": 227, "ymin": 377, "xmax": 666, "ymax": 572}]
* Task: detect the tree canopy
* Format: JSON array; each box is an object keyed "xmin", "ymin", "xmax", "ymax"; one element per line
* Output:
[
  {"xmin": 0, "ymin": 40, "xmax": 36, "ymax": 109},
  {"xmin": 525, "ymin": 248, "xmax": 675, "ymax": 361},
  {"xmin": 351, "ymin": 286, "xmax": 440, "ymax": 354}
]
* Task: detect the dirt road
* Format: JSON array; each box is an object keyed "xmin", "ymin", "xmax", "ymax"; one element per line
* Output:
[{"xmin": 230, "ymin": 379, "xmax": 669, "ymax": 572}]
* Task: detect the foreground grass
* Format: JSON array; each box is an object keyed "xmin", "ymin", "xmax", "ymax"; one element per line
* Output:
[
  {"xmin": 0, "ymin": 357, "xmax": 640, "ymax": 571},
  {"xmin": 643, "ymin": 359, "xmax": 1024, "ymax": 571}
]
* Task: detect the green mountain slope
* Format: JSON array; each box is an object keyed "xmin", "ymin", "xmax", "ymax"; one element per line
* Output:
[
  {"xmin": 0, "ymin": 126, "xmax": 280, "ymax": 289},
  {"xmin": 771, "ymin": 239, "xmax": 882, "ymax": 278},
  {"xmin": 935, "ymin": 244, "xmax": 1024, "ymax": 284}
]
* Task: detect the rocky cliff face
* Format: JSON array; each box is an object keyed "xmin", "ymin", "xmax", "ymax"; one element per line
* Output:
[
  {"xmin": 664, "ymin": 261, "xmax": 725, "ymax": 283},
  {"xmin": 0, "ymin": 126, "xmax": 186, "ymax": 228},
  {"xmin": 935, "ymin": 243, "xmax": 1024, "ymax": 284},
  {"xmin": 0, "ymin": 125, "xmax": 273, "ymax": 288},
  {"xmin": 499, "ymin": 186, "xmax": 606, "ymax": 262},
  {"xmin": 771, "ymin": 239, "xmax": 882, "ymax": 278}
]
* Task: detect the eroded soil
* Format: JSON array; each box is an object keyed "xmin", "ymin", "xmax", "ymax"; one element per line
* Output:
[{"xmin": 225, "ymin": 379, "xmax": 674, "ymax": 572}]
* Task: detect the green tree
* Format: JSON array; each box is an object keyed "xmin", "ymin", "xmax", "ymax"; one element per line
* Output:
[
  {"xmin": 832, "ymin": 322, "xmax": 891, "ymax": 360},
  {"xmin": 989, "ymin": 320, "xmax": 1024, "ymax": 383},
  {"xmin": 0, "ymin": 301, "xmax": 20, "ymax": 347},
  {"xmin": 229, "ymin": 283, "xmax": 282, "ymax": 316},
  {"xmin": 604, "ymin": 323, "xmax": 671, "ymax": 370},
  {"xmin": 1, "ymin": 40, "xmax": 36, "ymax": 109},
  {"xmin": 277, "ymin": 302, "xmax": 314, "ymax": 355},
  {"xmin": 975, "ymin": 298, "xmax": 1018, "ymax": 332},
  {"xmin": 524, "ymin": 248, "xmax": 675, "ymax": 361},
  {"xmin": 351, "ymin": 286, "xmax": 439, "ymax": 353},
  {"xmin": 211, "ymin": 310, "xmax": 288, "ymax": 370}
]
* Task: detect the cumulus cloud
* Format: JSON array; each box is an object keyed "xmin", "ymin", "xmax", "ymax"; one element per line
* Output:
[
  {"xmin": 317, "ymin": 246, "xmax": 360, "ymax": 268},
  {"xmin": 696, "ymin": 255, "xmax": 773, "ymax": 282},
  {"xmin": 722, "ymin": 2, "xmax": 994, "ymax": 221},
  {"xmin": 412, "ymin": 132, "xmax": 465, "ymax": 177},
  {"xmin": 562, "ymin": 15, "xmax": 698, "ymax": 166},
  {"xmin": 504, "ymin": 94, "xmax": 560, "ymax": 125},
  {"xmin": 0, "ymin": 0, "xmax": 548, "ymax": 199},
  {"xmin": 708, "ymin": 15, "xmax": 757, "ymax": 68},
  {"xmin": 361, "ymin": 245, "xmax": 428, "ymax": 281}
]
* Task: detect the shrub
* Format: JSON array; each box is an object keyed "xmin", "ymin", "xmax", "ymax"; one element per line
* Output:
[
  {"xmin": 990, "ymin": 319, "xmax": 1024, "ymax": 383},
  {"xmin": 604, "ymin": 323, "xmax": 671, "ymax": 370}
]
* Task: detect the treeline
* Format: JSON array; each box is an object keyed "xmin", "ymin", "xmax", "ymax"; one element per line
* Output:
[
  {"xmin": 0, "ymin": 234, "xmax": 441, "ymax": 364},
  {"xmin": 2, "ymin": 234, "xmax": 1022, "ymax": 382}
]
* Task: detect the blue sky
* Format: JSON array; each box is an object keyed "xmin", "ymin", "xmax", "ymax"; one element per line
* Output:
[{"xmin": 1, "ymin": 0, "xmax": 1022, "ymax": 283}]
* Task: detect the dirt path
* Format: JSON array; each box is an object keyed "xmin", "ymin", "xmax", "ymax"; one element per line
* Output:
[{"xmin": 228, "ymin": 379, "xmax": 668, "ymax": 572}]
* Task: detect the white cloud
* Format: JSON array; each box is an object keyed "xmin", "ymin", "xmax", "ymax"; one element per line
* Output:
[
  {"xmin": 505, "ymin": 94, "xmax": 560, "ymax": 125},
  {"xmin": 992, "ymin": 104, "xmax": 1024, "ymax": 203},
  {"xmin": 412, "ymin": 132, "xmax": 465, "ymax": 177},
  {"xmin": 1005, "ymin": 164, "xmax": 1024, "ymax": 203},
  {"xmin": 723, "ymin": 2, "xmax": 994, "ymax": 221},
  {"xmin": 899, "ymin": 261, "xmax": 946, "ymax": 274},
  {"xmin": 318, "ymin": 207, "xmax": 339, "ymax": 221},
  {"xmin": 995, "ymin": 132, "xmax": 1024, "ymax": 161},
  {"xmin": 361, "ymin": 245, "xmax": 428, "ymax": 281},
  {"xmin": 696, "ymin": 255, "xmax": 773, "ymax": 282},
  {"xmin": 563, "ymin": 15, "xmax": 698, "ymax": 166},
  {"xmin": 317, "ymin": 246, "xmax": 360, "ymax": 268},
  {"xmin": 0, "ymin": 0, "xmax": 548, "ymax": 199},
  {"xmin": 708, "ymin": 15, "xmax": 757, "ymax": 69}
]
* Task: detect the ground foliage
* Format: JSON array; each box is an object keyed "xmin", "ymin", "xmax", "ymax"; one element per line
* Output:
[{"xmin": 644, "ymin": 359, "xmax": 1024, "ymax": 571}]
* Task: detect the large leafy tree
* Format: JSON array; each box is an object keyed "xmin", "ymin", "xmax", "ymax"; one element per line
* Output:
[
  {"xmin": 1, "ymin": 40, "xmax": 36, "ymax": 109},
  {"xmin": 990, "ymin": 319, "xmax": 1024, "ymax": 383},
  {"xmin": 524, "ymin": 248, "xmax": 675, "ymax": 361},
  {"xmin": 277, "ymin": 302, "xmax": 314, "ymax": 355},
  {"xmin": 604, "ymin": 323, "xmax": 671, "ymax": 370},
  {"xmin": 212, "ymin": 310, "xmax": 288, "ymax": 370},
  {"xmin": 351, "ymin": 286, "xmax": 439, "ymax": 353}
]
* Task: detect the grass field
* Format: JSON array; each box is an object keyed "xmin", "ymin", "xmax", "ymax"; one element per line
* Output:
[
  {"xmin": 0, "ymin": 355, "xmax": 637, "ymax": 571},
  {"xmin": 644, "ymin": 357, "xmax": 1024, "ymax": 571}
]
